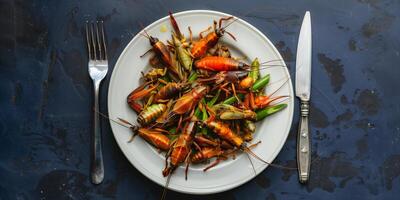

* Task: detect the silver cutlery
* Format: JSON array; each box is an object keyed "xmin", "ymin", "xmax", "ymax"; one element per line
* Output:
[
  {"xmin": 85, "ymin": 21, "xmax": 108, "ymax": 184},
  {"xmin": 295, "ymin": 11, "xmax": 312, "ymax": 184}
]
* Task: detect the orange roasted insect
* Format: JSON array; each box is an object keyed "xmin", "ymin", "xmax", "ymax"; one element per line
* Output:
[
  {"xmin": 194, "ymin": 135, "xmax": 218, "ymax": 147},
  {"xmin": 131, "ymin": 127, "xmax": 170, "ymax": 151},
  {"xmin": 161, "ymin": 120, "xmax": 196, "ymax": 200},
  {"xmin": 245, "ymin": 79, "xmax": 289, "ymax": 110},
  {"xmin": 153, "ymin": 82, "xmax": 190, "ymax": 103},
  {"xmin": 191, "ymin": 146, "xmax": 223, "ymax": 163},
  {"xmin": 163, "ymin": 120, "xmax": 196, "ymax": 177},
  {"xmin": 140, "ymin": 29, "xmax": 182, "ymax": 79},
  {"xmin": 191, "ymin": 16, "xmax": 237, "ymax": 58},
  {"xmin": 127, "ymin": 82, "xmax": 159, "ymax": 113},
  {"xmin": 171, "ymin": 85, "xmax": 208, "ymax": 115},
  {"xmin": 201, "ymin": 107, "xmax": 271, "ymax": 165},
  {"xmin": 197, "ymin": 71, "xmax": 247, "ymax": 85},
  {"xmin": 194, "ymin": 135, "xmax": 234, "ymax": 150},
  {"xmin": 203, "ymin": 118, "xmax": 244, "ymax": 147},
  {"xmin": 195, "ymin": 56, "xmax": 249, "ymax": 71},
  {"xmin": 140, "ymin": 30, "xmax": 172, "ymax": 66},
  {"xmin": 96, "ymin": 114, "xmax": 171, "ymax": 151}
]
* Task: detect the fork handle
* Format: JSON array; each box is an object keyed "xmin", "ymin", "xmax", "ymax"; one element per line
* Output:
[
  {"xmin": 297, "ymin": 101, "xmax": 311, "ymax": 183},
  {"xmin": 91, "ymin": 80, "xmax": 104, "ymax": 184}
]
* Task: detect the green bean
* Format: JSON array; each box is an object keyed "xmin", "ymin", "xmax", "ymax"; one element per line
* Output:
[
  {"xmin": 169, "ymin": 127, "xmax": 177, "ymax": 134},
  {"xmin": 222, "ymin": 94, "xmax": 245, "ymax": 105},
  {"xmin": 252, "ymin": 74, "xmax": 270, "ymax": 92},
  {"xmin": 201, "ymin": 103, "xmax": 209, "ymax": 135},
  {"xmin": 167, "ymin": 127, "xmax": 179, "ymax": 140},
  {"xmin": 207, "ymin": 90, "xmax": 221, "ymax": 107},
  {"xmin": 194, "ymin": 107, "xmax": 201, "ymax": 119},
  {"xmin": 188, "ymin": 71, "xmax": 198, "ymax": 83},
  {"xmin": 201, "ymin": 105, "xmax": 208, "ymax": 120},
  {"xmin": 256, "ymin": 104, "xmax": 287, "ymax": 121},
  {"xmin": 194, "ymin": 97, "xmax": 205, "ymax": 118}
]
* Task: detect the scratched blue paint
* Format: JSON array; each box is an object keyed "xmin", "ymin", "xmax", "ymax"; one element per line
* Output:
[{"xmin": 0, "ymin": 0, "xmax": 400, "ymax": 199}]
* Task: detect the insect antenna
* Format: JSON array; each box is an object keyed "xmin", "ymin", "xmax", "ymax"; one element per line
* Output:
[
  {"xmin": 137, "ymin": 31, "xmax": 149, "ymax": 39},
  {"xmin": 94, "ymin": 109, "xmax": 131, "ymax": 129},
  {"xmin": 253, "ymin": 64, "xmax": 287, "ymax": 71},
  {"xmin": 242, "ymin": 146, "xmax": 297, "ymax": 170},
  {"xmin": 138, "ymin": 22, "xmax": 151, "ymax": 38},
  {"xmin": 93, "ymin": 110, "xmax": 142, "ymax": 143},
  {"xmin": 246, "ymin": 153, "xmax": 257, "ymax": 175},
  {"xmin": 268, "ymin": 78, "xmax": 290, "ymax": 97},
  {"xmin": 259, "ymin": 59, "xmax": 284, "ymax": 65},
  {"xmin": 268, "ymin": 97, "xmax": 290, "ymax": 107},
  {"xmin": 224, "ymin": 30, "xmax": 237, "ymax": 41},
  {"xmin": 160, "ymin": 167, "xmax": 174, "ymax": 200},
  {"xmin": 220, "ymin": 16, "xmax": 239, "ymax": 30}
]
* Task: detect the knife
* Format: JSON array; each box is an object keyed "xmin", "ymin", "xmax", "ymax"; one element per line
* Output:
[{"xmin": 295, "ymin": 11, "xmax": 312, "ymax": 184}]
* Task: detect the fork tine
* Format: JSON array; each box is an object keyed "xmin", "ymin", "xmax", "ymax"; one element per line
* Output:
[
  {"xmin": 90, "ymin": 23, "xmax": 97, "ymax": 60},
  {"xmin": 85, "ymin": 22, "xmax": 92, "ymax": 60},
  {"xmin": 100, "ymin": 21, "xmax": 107, "ymax": 60},
  {"xmin": 95, "ymin": 21, "xmax": 103, "ymax": 60}
]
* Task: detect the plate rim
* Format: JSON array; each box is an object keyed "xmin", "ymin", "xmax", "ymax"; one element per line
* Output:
[{"xmin": 107, "ymin": 9, "xmax": 294, "ymax": 194}]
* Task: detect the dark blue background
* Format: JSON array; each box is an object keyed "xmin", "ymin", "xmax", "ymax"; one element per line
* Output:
[{"xmin": 1, "ymin": 0, "xmax": 399, "ymax": 199}]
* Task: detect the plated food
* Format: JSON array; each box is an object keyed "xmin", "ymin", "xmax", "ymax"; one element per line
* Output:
[
  {"xmin": 109, "ymin": 12, "xmax": 290, "ymax": 197},
  {"xmin": 108, "ymin": 10, "xmax": 293, "ymax": 195}
]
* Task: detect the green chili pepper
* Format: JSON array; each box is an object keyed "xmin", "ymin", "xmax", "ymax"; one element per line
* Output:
[
  {"xmin": 222, "ymin": 93, "xmax": 245, "ymax": 105},
  {"xmin": 256, "ymin": 104, "xmax": 287, "ymax": 121},
  {"xmin": 249, "ymin": 58, "xmax": 260, "ymax": 82},
  {"xmin": 252, "ymin": 74, "xmax": 270, "ymax": 92}
]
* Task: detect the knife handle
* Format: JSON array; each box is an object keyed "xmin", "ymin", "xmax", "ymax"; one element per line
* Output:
[{"xmin": 297, "ymin": 101, "xmax": 311, "ymax": 183}]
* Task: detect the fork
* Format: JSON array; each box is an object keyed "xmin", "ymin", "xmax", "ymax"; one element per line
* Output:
[{"xmin": 85, "ymin": 21, "xmax": 108, "ymax": 184}]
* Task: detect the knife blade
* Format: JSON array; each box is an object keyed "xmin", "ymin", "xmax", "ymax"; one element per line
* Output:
[{"xmin": 295, "ymin": 11, "xmax": 312, "ymax": 184}]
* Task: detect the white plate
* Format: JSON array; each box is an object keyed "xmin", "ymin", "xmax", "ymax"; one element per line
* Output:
[{"xmin": 108, "ymin": 10, "xmax": 294, "ymax": 194}]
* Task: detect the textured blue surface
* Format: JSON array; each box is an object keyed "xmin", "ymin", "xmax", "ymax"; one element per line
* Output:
[{"xmin": 1, "ymin": 0, "xmax": 400, "ymax": 199}]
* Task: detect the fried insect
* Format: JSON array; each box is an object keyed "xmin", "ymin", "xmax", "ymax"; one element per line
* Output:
[
  {"xmin": 163, "ymin": 120, "xmax": 196, "ymax": 176},
  {"xmin": 143, "ymin": 68, "xmax": 167, "ymax": 81},
  {"xmin": 137, "ymin": 103, "xmax": 167, "ymax": 126},
  {"xmin": 161, "ymin": 120, "xmax": 196, "ymax": 200},
  {"xmin": 127, "ymin": 82, "xmax": 159, "ymax": 113},
  {"xmin": 140, "ymin": 29, "xmax": 182, "ymax": 79},
  {"xmin": 195, "ymin": 56, "xmax": 249, "ymax": 71},
  {"xmin": 212, "ymin": 104, "xmax": 257, "ymax": 120},
  {"xmin": 172, "ymin": 34, "xmax": 193, "ymax": 71},
  {"xmin": 129, "ymin": 126, "xmax": 171, "ymax": 151},
  {"xmin": 153, "ymin": 82, "xmax": 190, "ymax": 103},
  {"xmin": 191, "ymin": 16, "xmax": 236, "ymax": 58},
  {"xmin": 171, "ymin": 85, "xmax": 208, "ymax": 115}
]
